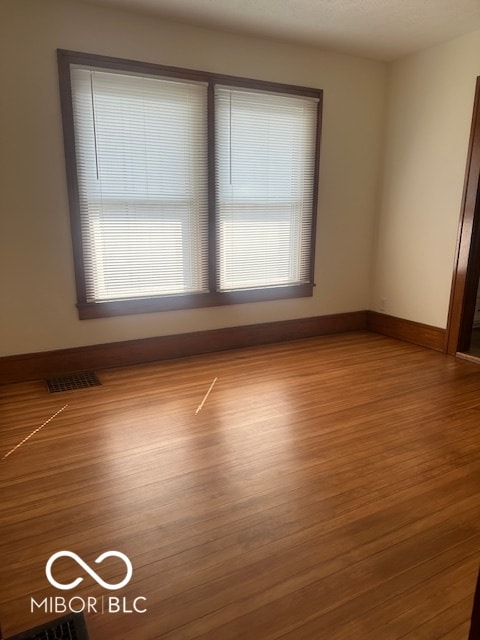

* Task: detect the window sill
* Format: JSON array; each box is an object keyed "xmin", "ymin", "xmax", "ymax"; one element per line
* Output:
[{"xmin": 77, "ymin": 284, "xmax": 314, "ymax": 319}]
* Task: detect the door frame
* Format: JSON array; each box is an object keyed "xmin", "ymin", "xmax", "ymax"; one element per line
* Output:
[{"xmin": 446, "ymin": 76, "xmax": 480, "ymax": 355}]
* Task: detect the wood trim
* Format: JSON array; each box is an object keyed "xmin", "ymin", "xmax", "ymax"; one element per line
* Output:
[
  {"xmin": 309, "ymin": 92, "xmax": 323, "ymax": 284},
  {"xmin": 207, "ymin": 81, "xmax": 217, "ymax": 293},
  {"xmin": 57, "ymin": 50, "xmax": 323, "ymax": 98},
  {"xmin": 367, "ymin": 311, "xmax": 446, "ymax": 352},
  {"xmin": 77, "ymin": 285, "xmax": 314, "ymax": 319},
  {"xmin": 446, "ymin": 76, "xmax": 480, "ymax": 355},
  {"xmin": 469, "ymin": 566, "xmax": 480, "ymax": 640},
  {"xmin": 0, "ymin": 312, "xmax": 367, "ymax": 385},
  {"xmin": 57, "ymin": 50, "xmax": 87, "ymax": 304},
  {"xmin": 453, "ymin": 351, "xmax": 480, "ymax": 365}
]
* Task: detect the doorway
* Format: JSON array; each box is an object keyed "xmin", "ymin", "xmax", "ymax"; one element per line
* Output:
[{"xmin": 446, "ymin": 76, "xmax": 480, "ymax": 357}]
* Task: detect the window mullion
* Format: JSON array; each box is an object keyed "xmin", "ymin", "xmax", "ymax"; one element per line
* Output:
[{"xmin": 207, "ymin": 82, "xmax": 218, "ymax": 293}]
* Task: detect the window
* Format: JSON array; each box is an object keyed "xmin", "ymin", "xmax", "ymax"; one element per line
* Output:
[{"xmin": 58, "ymin": 51, "xmax": 322, "ymax": 319}]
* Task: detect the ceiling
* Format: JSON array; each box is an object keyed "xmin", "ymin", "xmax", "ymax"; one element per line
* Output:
[{"xmin": 79, "ymin": 0, "xmax": 480, "ymax": 61}]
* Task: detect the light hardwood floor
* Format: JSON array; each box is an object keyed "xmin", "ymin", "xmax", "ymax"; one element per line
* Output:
[{"xmin": 1, "ymin": 331, "xmax": 479, "ymax": 639}]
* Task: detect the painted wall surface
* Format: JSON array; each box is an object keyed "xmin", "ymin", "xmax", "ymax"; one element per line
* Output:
[
  {"xmin": 371, "ymin": 29, "xmax": 480, "ymax": 328},
  {"xmin": 0, "ymin": 0, "xmax": 386, "ymax": 356}
]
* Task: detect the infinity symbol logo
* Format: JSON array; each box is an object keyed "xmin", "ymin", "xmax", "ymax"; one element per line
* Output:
[{"xmin": 46, "ymin": 551, "xmax": 133, "ymax": 591}]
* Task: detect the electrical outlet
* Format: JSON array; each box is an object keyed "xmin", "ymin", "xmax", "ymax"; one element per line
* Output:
[{"xmin": 379, "ymin": 297, "xmax": 387, "ymax": 312}]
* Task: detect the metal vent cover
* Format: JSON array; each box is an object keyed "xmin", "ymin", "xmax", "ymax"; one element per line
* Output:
[
  {"xmin": 46, "ymin": 371, "xmax": 101, "ymax": 393},
  {"xmin": 5, "ymin": 612, "xmax": 89, "ymax": 639}
]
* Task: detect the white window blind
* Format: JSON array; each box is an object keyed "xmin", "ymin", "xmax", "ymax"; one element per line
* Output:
[
  {"xmin": 215, "ymin": 86, "xmax": 318, "ymax": 291},
  {"xmin": 70, "ymin": 67, "xmax": 209, "ymax": 302}
]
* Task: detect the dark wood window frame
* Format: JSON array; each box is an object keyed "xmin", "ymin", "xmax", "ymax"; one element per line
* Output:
[{"xmin": 57, "ymin": 50, "xmax": 322, "ymax": 320}]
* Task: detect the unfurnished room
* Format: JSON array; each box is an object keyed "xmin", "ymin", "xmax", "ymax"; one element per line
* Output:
[{"xmin": 1, "ymin": 1, "xmax": 480, "ymax": 638}]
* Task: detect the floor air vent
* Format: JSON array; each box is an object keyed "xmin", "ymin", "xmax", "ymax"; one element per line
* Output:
[
  {"xmin": 5, "ymin": 612, "xmax": 89, "ymax": 639},
  {"xmin": 46, "ymin": 371, "xmax": 101, "ymax": 393}
]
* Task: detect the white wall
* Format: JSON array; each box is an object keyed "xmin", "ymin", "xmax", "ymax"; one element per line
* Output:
[
  {"xmin": 0, "ymin": 0, "xmax": 386, "ymax": 356},
  {"xmin": 371, "ymin": 29, "xmax": 480, "ymax": 328}
]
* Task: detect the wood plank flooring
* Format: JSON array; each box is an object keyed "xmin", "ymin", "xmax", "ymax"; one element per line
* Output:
[{"xmin": 0, "ymin": 331, "xmax": 479, "ymax": 639}]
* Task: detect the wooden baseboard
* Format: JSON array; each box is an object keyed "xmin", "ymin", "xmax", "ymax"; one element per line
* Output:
[
  {"xmin": 454, "ymin": 351, "xmax": 480, "ymax": 365},
  {"xmin": 0, "ymin": 311, "xmax": 367, "ymax": 384},
  {"xmin": 367, "ymin": 311, "xmax": 446, "ymax": 352}
]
